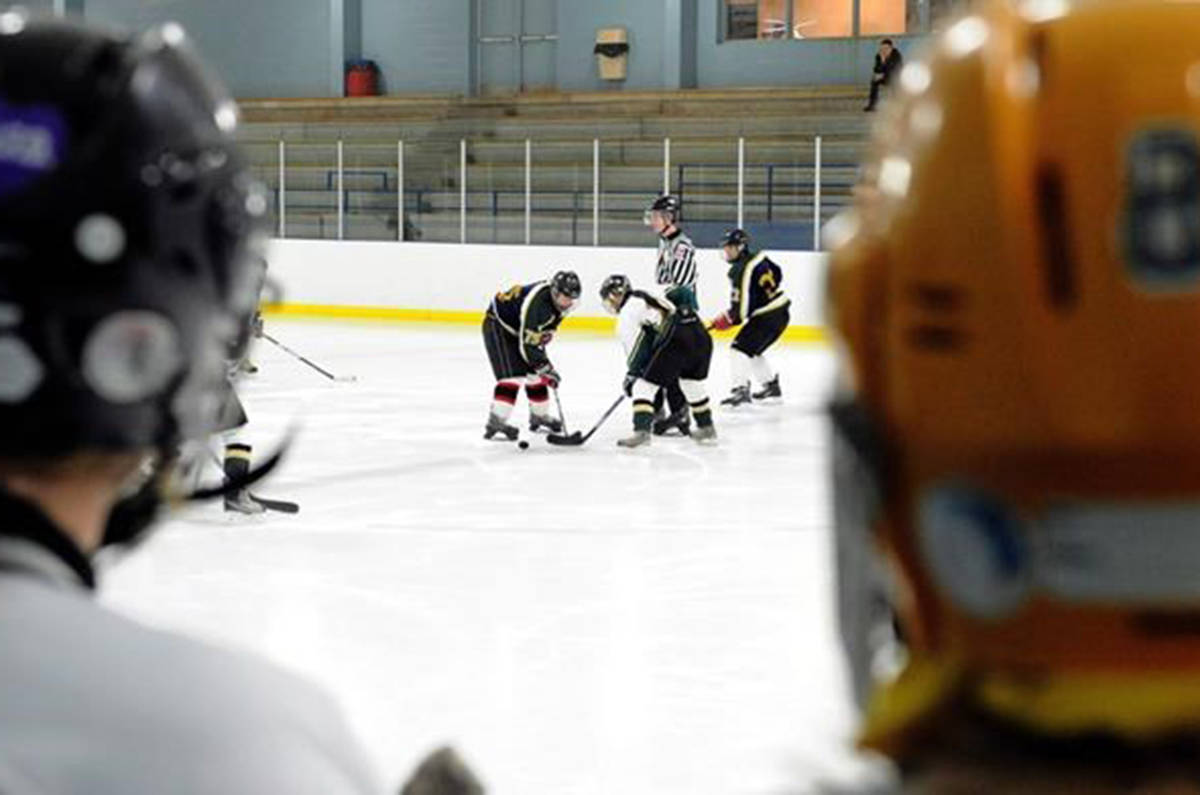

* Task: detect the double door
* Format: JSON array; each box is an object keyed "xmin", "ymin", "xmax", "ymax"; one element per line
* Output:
[{"xmin": 477, "ymin": 0, "xmax": 557, "ymax": 95}]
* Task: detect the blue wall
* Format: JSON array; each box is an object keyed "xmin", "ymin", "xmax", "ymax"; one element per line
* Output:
[
  {"xmin": 85, "ymin": 0, "xmax": 334, "ymax": 98},
  {"xmin": 68, "ymin": 0, "xmax": 927, "ymax": 97},
  {"xmin": 362, "ymin": 1, "xmax": 471, "ymax": 95}
]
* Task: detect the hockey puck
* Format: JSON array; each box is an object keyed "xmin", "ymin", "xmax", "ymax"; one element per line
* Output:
[{"xmin": 518, "ymin": 440, "xmax": 530, "ymax": 450}]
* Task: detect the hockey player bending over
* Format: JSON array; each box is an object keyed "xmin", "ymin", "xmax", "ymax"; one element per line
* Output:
[
  {"xmin": 600, "ymin": 274, "xmax": 716, "ymax": 448},
  {"xmin": 710, "ymin": 228, "xmax": 790, "ymax": 406},
  {"xmin": 483, "ymin": 270, "xmax": 581, "ymax": 440},
  {"xmin": 0, "ymin": 17, "xmax": 380, "ymax": 793},
  {"xmin": 829, "ymin": 1, "xmax": 1200, "ymax": 791}
]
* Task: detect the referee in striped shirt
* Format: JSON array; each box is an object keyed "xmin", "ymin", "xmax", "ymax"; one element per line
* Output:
[{"xmin": 644, "ymin": 194, "xmax": 698, "ymax": 435}]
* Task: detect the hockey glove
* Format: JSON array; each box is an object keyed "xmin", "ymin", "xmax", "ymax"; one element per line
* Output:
[
  {"xmin": 622, "ymin": 373, "xmax": 638, "ymax": 397},
  {"xmin": 710, "ymin": 312, "xmax": 733, "ymax": 331},
  {"xmin": 537, "ymin": 363, "xmax": 561, "ymax": 389}
]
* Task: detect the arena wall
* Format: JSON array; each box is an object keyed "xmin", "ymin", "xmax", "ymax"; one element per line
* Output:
[{"xmin": 263, "ymin": 239, "xmax": 828, "ymax": 342}]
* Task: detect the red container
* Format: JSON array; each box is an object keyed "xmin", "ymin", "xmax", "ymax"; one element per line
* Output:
[{"xmin": 345, "ymin": 60, "xmax": 379, "ymax": 97}]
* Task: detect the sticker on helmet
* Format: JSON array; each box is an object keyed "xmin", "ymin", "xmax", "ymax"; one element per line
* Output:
[
  {"xmin": 1123, "ymin": 128, "xmax": 1200, "ymax": 289},
  {"xmin": 0, "ymin": 101, "xmax": 66, "ymax": 198},
  {"xmin": 82, "ymin": 312, "xmax": 184, "ymax": 404},
  {"xmin": 0, "ymin": 336, "xmax": 43, "ymax": 403}
]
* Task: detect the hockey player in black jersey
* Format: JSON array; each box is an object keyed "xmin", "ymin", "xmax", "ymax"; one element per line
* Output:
[
  {"xmin": 644, "ymin": 194, "xmax": 698, "ymax": 436},
  {"xmin": 710, "ymin": 228, "xmax": 791, "ymax": 406},
  {"xmin": 482, "ymin": 270, "xmax": 581, "ymax": 440},
  {"xmin": 600, "ymin": 274, "xmax": 716, "ymax": 448},
  {"xmin": 218, "ymin": 256, "xmax": 297, "ymax": 515}
]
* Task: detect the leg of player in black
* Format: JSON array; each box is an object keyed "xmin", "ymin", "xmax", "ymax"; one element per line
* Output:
[
  {"xmin": 678, "ymin": 321, "xmax": 717, "ymax": 443},
  {"xmin": 482, "ymin": 315, "xmax": 524, "ymax": 440},
  {"xmin": 525, "ymin": 376, "xmax": 563, "ymax": 433},
  {"xmin": 652, "ymin": 381, "xmax": 691, "ymax": 436}
]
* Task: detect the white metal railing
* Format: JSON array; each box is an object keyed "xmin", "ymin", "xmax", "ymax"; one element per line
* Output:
[{"xmin": 266, "ymin": 135, "xmax": 849, "ymax": 251}]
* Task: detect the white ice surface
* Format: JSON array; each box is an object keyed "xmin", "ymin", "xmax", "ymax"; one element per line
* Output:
[{"xmin": 100, "ymin": 320, "xmax": 897, "ymax": 795}]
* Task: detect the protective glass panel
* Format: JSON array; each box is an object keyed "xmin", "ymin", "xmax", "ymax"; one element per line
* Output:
[
  {"xmin": 404, "ymin": 141, "xmax": 461, "ymax": 244},
  {"xmin": 464, "ymin": 141, "xmax": 527, "ymax": 245},
  {"xmin": 276, "ymin": 142, "xmax": 338, "ymax": 240},
  {"xmin": 673, "ymin": 140, "xmax": 740, "ymax": 249},
  {"xmin": 528, "ymin": 140, "xmax": 594, "ymax": 246},
  {"xmin": 242, "ymin": 139, "xmax": 279, "ymax": 237},
  {"xmin": 342, "ymin": 143, "xmax": 399, "ymax": 241}
]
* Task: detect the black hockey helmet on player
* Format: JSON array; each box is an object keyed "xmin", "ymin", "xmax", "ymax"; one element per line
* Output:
[
  {"xmin": 0, "ymin": 15, "xmax": 267, "ymax": 544},
  {"xmin": 719, "ymin": 228, "xmax": 750, "ymax": 261},
  {"xmin": 598, "ymin": 273, "xmax": 630, "ymax": 315},
  {"xmin": 550, "ymin": 269, "xmax": 581, "ymax": 310},
  {"xmin": 644, "ymin": 194, "xmax": 681, "ymax": 226}
]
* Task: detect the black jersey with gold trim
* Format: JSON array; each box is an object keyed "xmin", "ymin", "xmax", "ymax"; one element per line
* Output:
[{"xmin": 486, "ymin": 280, "xmax": 565, "ymax": 369}]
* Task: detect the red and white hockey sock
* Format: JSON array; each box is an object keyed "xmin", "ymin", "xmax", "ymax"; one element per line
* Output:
[{"xmin": 491, "ymin": 381, "xmax": 520, "ymax": 421}]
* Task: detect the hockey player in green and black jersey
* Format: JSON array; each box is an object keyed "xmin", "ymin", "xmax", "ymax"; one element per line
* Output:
[
  {"xmin": 709, "ymin": 228, "xmax": 791, "ymax": 406},
  {"xmin": 600, "ymin": 274, "xmax": 716, "ymax": 448},
  {"xmin": 482, "ymin": 270, "xmax": 581, "ymax": 440}
]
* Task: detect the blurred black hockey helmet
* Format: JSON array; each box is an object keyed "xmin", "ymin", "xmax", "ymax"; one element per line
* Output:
[
  {"xmin": 720, "ymin": 228, "xmax": 750, "ymax": 249},
  {"xmin": 598, "ymin": 273, "xmax": 630, "ymax": 302},
  {"xmin": 645, "ymin": 194, "xmax": 681, "ymax": 225},
  {"xmin": 598, "ymin": 274, "xmax": 629, "ymax": 315},
  {"xmin": 551, "ymin": 270, "xmax": 582, "ymax": 300},
  {"xmin": 0, "ymin": 15, "xmax": 265, "ymax": 459}
]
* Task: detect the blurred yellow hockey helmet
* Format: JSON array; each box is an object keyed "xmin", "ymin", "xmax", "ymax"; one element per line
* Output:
[{"xmin": 828, "ymin": 0, "xmax": 1200, "ymax": 758}]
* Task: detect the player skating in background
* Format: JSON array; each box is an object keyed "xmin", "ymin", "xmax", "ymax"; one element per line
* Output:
[
  {"xmin": 709, "ymin": 228, "xmax": 790, "ymax": 406},
  {"xmin": 482, "ymin": 270, "xmax": 581, "ymax": 440},
  {"xmin": 644, "ymin": 194, "xmax": 697, "ymax": 436},
  {"xmin": 217, "ymin": 262, "xmax": 297, "ymax": 515},
  {"xmin": 599, "ymin": 274, "xmax": 716, "ymax": 447}
]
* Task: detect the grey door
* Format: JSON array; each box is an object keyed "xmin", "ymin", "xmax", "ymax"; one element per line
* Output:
[{"xmin": 477, "ymin": 0, "xmax": 557, "ymax": 96}]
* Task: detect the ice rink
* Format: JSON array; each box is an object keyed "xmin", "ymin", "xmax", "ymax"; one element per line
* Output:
[{"xmin": 99, "ymin": 319, "xmax": 896, "ymax": 795}]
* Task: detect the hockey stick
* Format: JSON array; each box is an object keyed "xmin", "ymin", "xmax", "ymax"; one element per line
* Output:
[
  {"xmin": 547, "ymin": 394, "xmax": 626, "ymax": 446},
  {"xmin": 261, "ymin": 332, "xmax": 357, "ymax": 382},
  {"xmin": 551, "ymin": 387, "xmax": 569, "ymax": 435},
  {"xmin": 201, "ymin": 447, "xmax": 300, "ymax": 513}
]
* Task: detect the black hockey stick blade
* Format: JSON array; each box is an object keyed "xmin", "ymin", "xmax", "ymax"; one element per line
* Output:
[
  {"xmin": 545, "ymin": 394, "xmax": 626, "ymax": 447},
  {"xmin": 250, "ymin": 494, "xmax": 300, "ymax": 514}
]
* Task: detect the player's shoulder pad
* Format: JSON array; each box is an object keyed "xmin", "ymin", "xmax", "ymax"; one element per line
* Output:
[{"xmin": 630, "ymin": 288, "xmax": 673, "ymax": 314}]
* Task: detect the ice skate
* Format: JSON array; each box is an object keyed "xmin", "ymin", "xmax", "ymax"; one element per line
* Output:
[
  {"xmin": 617, "ymin": 430, "xmax": 651, "ymax": 448},
  {"xmin": 652, "ymin": 408, "xmax": 691, "ymax": 436},
  {"xmin": 529, "ymin": 413, "xmax": 563, "ymax": 434},
  {"xmin": 691, "ymin": 425, "xmax": 718, "ymax": 445},
  {"xmin": 720, "ymin": 385, "xmax": 751, "ymax": 407},
  {"xmin": 483, "ymin": 413, "xmax": 519, "ymax": 441},
  {"xmin": 224, "ymin": 489, "xmax": 266, "ymax": 515},
  {"xmin": 752, "ymin": 376, "xmax": 781, "ymax": 400}
]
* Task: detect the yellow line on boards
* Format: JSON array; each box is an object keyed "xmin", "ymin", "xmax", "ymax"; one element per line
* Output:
[{"xmin": 262, "ymin": 303, "xmax": 828, "ymax": 343}]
